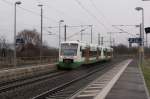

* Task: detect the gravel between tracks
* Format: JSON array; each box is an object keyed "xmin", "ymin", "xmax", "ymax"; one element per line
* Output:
[{"xmin": 0, "ymin": 58, "xmax": 125, "ymax": 99}]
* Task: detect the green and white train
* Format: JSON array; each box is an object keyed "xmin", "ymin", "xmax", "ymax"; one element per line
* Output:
[{"xmin": 58, "ymin": 41, "xmax": 113, "ymax": 69}]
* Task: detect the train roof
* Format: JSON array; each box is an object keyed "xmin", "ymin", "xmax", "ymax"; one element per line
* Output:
[
  {"xmin": 61, "ymin": 40, "xmax": 87, "ymax": 44},
  {"xmin": 60, "ymin": 41, "xmax": 113, "ymax": 51}
]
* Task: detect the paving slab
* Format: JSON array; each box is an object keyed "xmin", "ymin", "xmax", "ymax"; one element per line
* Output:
[
  {"xmin": 71, "ymin": 59, "xmax": 132, "ymax": 99},
  {"xmin": 105, "ymin": 60, "xmax": 148, "ymax": 99}
]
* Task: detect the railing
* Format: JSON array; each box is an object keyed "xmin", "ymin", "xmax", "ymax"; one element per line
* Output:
[{"xmin": 0, "ymin": 56, "xmax": 58, "ymax": 68}]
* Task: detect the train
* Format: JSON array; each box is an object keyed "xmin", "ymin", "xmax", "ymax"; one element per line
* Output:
[{"xmin": 57, "ymin": 40, "xmax": 113, "ymax": 69}]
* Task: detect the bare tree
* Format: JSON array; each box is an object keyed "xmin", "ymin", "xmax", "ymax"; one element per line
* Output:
[
  {"xmin": 16, "ymin": 29, "xmax": 41, "ymax": 57},
  {"xmin": 17, "ymin": 29, "xmax": 40, "ymax": 46}
]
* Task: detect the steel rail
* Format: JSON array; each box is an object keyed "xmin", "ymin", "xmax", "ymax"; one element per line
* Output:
[
  {"xmin": 32, "ymin": 61, "xmax": 118, "ymax": 99},
  {"xmin": 0, "ymin": 70, "xmax": 66, "ymax": 93}
]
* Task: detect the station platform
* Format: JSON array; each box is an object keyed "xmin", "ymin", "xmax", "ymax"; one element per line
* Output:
[
  {"xmin": 71, "ymin": 59, "xmax": 149, "ymax": 99},
  {"xmin": 105, "ymin": 60, "xmax": 149, "ymax": 99},
  {"xmin": 0, "ymin": 63, "xmax": 56, "ymax": 83}
]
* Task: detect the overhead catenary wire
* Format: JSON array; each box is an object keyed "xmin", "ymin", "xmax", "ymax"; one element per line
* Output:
[
  {"xmin": 112, "ymin": 26, "xmax": 137, "ymax": 37},
  {"xmin": 67, "ymin": 27, "xmax": 89, "ymax": 40},
  {"xmin": 89, "ymin": 0, "xmax": 113, "ymax": 29},
  {"xmin": 46, "ymin": 5, "xmax": 86, "ymax": 24},
  {"xmin": 1, "ymin": 0, "xmax": 57, "ymax": 23},
  {"xmin": 89, "ymin": 0, "xmax": 106, "ymax": 19},
  {"xmin": 74, "ymin": 0, "xmax": 111, "ymax": 31}
]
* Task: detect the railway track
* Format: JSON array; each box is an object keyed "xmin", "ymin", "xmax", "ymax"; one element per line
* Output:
[
  {"xmin": 0, "ymin": 58, "xmax": 126, "ymax": 99},
  {"xmin": 32, "ymin": 59, "xmax": 124, "ymax": 99},
  {"xmin": 0, "ymin": 70, "xmax": 66, "ymax": 93},
  {"xmin": 32, "ymin": 65, "xmax": 109, "ymax": 99}
]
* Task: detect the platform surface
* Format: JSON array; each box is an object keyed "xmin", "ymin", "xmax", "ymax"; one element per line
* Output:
[{"xmin": 105, "ymin": 60, "xmax": 148, "ymax": 99}]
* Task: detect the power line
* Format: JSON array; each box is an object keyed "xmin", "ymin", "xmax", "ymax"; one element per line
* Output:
[
  {"xmin": 89, "ymin": 0, "xmax": 113, "ymax": 28},
  {"xmin": 67, "ymin": 31, "xmax": 80, "ymax": 40},
  {"xmin": 47, "ymin": 5, "xmax": 87, "ymax": 24},
  {"xmin": 89, "ymin": 0, "xmax": 105, "ymax": 18},
  {"xmin": 74, "ymin": 0, "xmax": 111, "ymax": 31},
  {"xmin": 67, "ymin": 27, "xmax": 89, "ymax": 40},
  {"xmin": 48, "ymin": 25, "xmax": 92, "ymax": 29},
  {"xmin": 1, "ymin": 0, "xmax": 57, "ymax": 22},
  {"xmin": 18, "ymin": 7, "xmax": 57, "ymax": 22},
  {"xmin": 112, "ymin": 26, "xmax": 137, "ymax": 37}
]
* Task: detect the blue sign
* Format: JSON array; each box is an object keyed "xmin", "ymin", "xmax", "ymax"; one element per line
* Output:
[
  {"xmin": 128, "ymin": 38, "xmax": 142, "ymax": 44},
  {"xmin": 16, "ymin": 37, "xmax": 25, "ymax": 45}
]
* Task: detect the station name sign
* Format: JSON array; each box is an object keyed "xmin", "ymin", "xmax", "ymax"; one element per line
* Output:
[{"xmin": 128, "ymin": 38, "xmax": 142, "ymax": 44}]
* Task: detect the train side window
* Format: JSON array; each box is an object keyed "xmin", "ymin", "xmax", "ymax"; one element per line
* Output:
[
  {"xmin": 82, "ymin": 49, "xmax": 86, "ymax": 57},
  {"xmin": 89, "ymin": 51, "xmax": 97, "ymax": 57}
]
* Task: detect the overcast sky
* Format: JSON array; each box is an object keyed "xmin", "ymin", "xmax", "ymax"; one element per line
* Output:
[{"xmin": 0, "ymin": 0, "xmax": 150, "ymax": 47}]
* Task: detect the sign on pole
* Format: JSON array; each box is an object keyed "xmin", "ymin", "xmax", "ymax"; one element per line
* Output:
[
  {"xmin": 16, "ymin": 37, "xmax": 25, "ymax": 45},
  {"xmin": 145, "ymin": 27, "xmax": 150, "ymax": 34},
  {"xmin": 128, "ymin": 38, "xmax": 142, "ymax": 44}
]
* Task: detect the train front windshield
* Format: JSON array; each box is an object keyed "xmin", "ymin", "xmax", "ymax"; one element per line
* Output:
[{"xmin": 61, "ymin": 43, "xmax": 78, "ymax": 56}]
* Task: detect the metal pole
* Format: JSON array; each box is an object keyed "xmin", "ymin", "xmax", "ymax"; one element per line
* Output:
[
  {"xmin": 90, "ymin": 25, "xmax": 93, "ymax": 43},
  {"xmin": 146, "ymin": 33, "xmax": 148, "ymax": 47},
  {"xmin": 142, "ymin": 9, "xmax": 145, "ymax": 61},
  {"xmin": 59, "ymin": 22, "xmax": 61, "ymax": 46},
  {"xmin": 38, "ymin": 4, "xmax": 43, "ymax": 64},
  {"xmin": 13, "ymin": 1, "xmax": 21, "ymax": 67},
  {"xmin": 58, "ymin": 20, "xmax": 64, "ymax": 46},
  {"xmin": 108, "ymin": 32, "xmax": 112, "ymax": 47},
  {"xmin": 110, "ymin": 33, "xmax": 112, "ymax": 47},
  {"xmin": 142, "ymin": 9, "xmax": 145, "ymax": 47},
  {"xmin": 80, "ymin": 25, "xmax": 83, "ymax": 41},
  {"xmin": 139, "ymin": 24, "xmax": 142, "ymax": 66},
  {"xmin": 101, "ymin": 37, "xmax": 104, "ymax": 46},
  {"xmin": 98, "ymin": 33, "xmax": 100, "ymax": 45},
  {"xmin": 64, "ymin": 25, "xmax": 67, "ymax": 41},
  {"xmin": 14, "ymin": 3, "xmax": 17, "ymax": 67},
  {"xmin": 81, "ymin": 30, "xmax": 83, "ymax": 41},
  {"xmin": 41, "ymin": 5, "xmax": 43, "ymax": 64}
]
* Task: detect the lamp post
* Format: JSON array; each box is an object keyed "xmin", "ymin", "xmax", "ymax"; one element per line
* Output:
[
  {"xmin": 135, "ymin": 7, "xmax": 145, "ymax": 64},
  {"xmin": 142, "ymin": 0, "xmax": 150, "ymax": 47},
  {"xmin": 38, "ymin": 4, "xmax": 43, "ymax": 64},
  {"xmin": 135, "ymin": 7, "xmax": 145, "ymax": 46},
  {"xmin": 59, "ymin": 20, "xmax": 64, "ymax": 46},
  {"xmin": 14, "ymin": 1, "xmax": 21, "ymax": 67}
]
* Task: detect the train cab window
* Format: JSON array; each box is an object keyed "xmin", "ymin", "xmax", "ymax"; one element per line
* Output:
[
  {"xmin": 61, "ymin": 43, "xmax": 78, "ymax": 56},
  {"xmin": 104, "ymin": 50, "xmax": 107, "ymax": 56}
]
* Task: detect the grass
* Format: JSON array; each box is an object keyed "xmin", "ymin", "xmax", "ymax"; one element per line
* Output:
[{"xmin": 141, "ymin": 59, "xmax": 150, "ymax": 94}]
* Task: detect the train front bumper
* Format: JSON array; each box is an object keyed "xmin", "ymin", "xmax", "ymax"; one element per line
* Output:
[{"xmin": 58, "ymin": 61, "xmax": 83, "ymax": 69}]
